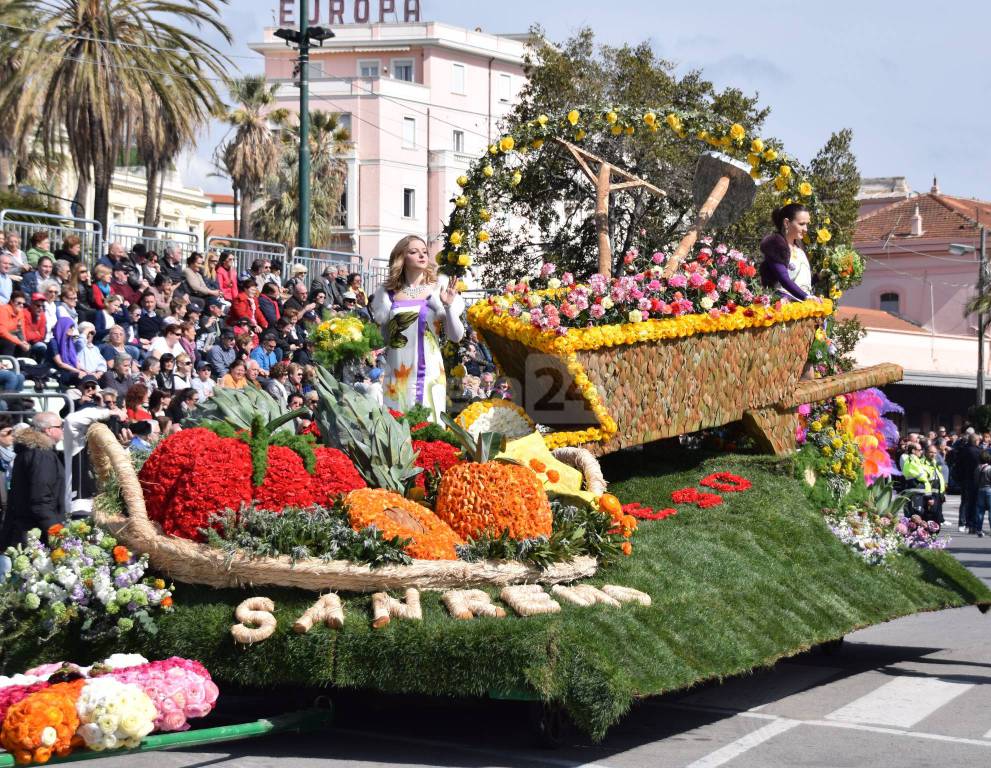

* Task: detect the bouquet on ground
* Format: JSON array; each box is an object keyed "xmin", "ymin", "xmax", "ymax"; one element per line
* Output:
[{"xmin": 1, "ymin": 521, "xmax": 173, "ymax": 641}]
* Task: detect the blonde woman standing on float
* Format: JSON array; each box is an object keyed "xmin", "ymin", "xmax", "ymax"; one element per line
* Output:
[{"xmin": 370, "ymin": 235, "xmax": 465, "ymax": 422}]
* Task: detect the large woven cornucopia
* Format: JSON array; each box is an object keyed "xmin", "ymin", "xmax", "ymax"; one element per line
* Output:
[{"xmin": 87, "ymin": 423, "xmax": 604, "ymax": 592}]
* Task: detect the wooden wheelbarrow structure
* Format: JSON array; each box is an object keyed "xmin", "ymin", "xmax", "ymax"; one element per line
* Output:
[{"xmin": 473, "ymin": 142, "xmax": 904, "ymax": 456}]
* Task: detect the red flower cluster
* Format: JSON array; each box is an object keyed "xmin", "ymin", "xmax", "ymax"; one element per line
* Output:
[
  {"xmin": 139, "ymin": 429, "xmax": 365, "ymax": 541},
  {"xmin": 622, "ymin": 502, "xmax": 677, "ymax": 521},
  {"xmin": 253, "ymin": 446, "xmax": 316, "ymax": 512},
  {"xmin": 670, "ymin": 486, "xmax": 724, "ymax": 509},
  {"xmin": 700, "ymin": 472, "xmax": 752, "ymax": 493},
  {"xmin": 309, "ymin": 446, "xmax": 366, "ymax": 506},
  {"xmin": 412, "ymin": 440, "xmax": 462, "ymax": 488}
]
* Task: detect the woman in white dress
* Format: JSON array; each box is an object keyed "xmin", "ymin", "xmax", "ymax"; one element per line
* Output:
[{"xmin": 370, "ymin": 235, "xmax": 465, "ymax": 422}]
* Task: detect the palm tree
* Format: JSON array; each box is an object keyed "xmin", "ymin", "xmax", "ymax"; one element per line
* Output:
[
  {"xmin": 0, "ymin": 0, "xmax": 231, "ymax": 230},
  {"xmin": 252, "ymin": 110, "xmax": 351, "ymax": 250},
  {"xmin": 222, "ymin": 76, "xmax": 289, "ymax": 241},
  {"xmin": 136, "ymin": 55, "xmax": 225, "ymax": 233}
]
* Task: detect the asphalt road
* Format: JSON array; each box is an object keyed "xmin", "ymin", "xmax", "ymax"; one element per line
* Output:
[{"xmin": 47, "ymin": 496, "xmax": 991, "ymax": 768}]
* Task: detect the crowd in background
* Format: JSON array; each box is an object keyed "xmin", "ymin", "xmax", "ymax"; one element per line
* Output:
[{"xmin": 895, "ymin": 426, "xmax": 991, "ymax": 538}]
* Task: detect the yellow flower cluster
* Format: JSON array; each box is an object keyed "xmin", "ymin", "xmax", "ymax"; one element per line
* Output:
[
  {"xmin": 469, "ymin": 297, "xmax": 832, "ymax": 448},
  {"xmin": 455, "ymin": 398, "xmax": 534, "ymax": 436},
  {"xmin": 313, "ymin": 316, "xmax": 364, "ymax": 348}
]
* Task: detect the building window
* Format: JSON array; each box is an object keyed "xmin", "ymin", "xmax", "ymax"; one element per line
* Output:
[
  {"xmin": 337, "ymin": 113, "xmax": 352, "ymax": 133},
  {"xmin": 403, "ymin": 188, "xmax": 415, "ymax": 219},
  {"xmin": 402, "ymin": 117, "xmax": 416, "ymax": 148},
  {"xmin": 452, "ymin": 130, "xmax": 464, "ymax": 153},
  {"xmin": 358, "ymin": 60, "xmax": 380, "ymax": 78},
  {"xmin": 879, "ymin": 292, "xmax": 900, "ymax": 314},
  {"xmin": 498, "ymin": 73, "xmax": 512, "ymax": 102},
  {"xmin": 451, "ymin": 63, "xmax": 466, "ymax": 94},
  {"xmin": 392, "ymin": 59, "xmax": 414, "ymax": 82}
]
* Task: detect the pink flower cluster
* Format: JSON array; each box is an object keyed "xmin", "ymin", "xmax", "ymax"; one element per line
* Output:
[
  {"xmin": 109, "ymin": 658, "xmax": 219, "ymax": 732},
  {"xmin": 494, "ymin": 238, "xmax": 771, "ymax": 332},
  {"xmin": 9, "ymin": 655, "xmax": 218, "ymax": 733}
]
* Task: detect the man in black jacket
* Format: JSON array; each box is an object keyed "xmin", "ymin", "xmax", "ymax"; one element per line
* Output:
[
  {"xmin": 955, "ymin": 432, "xmax": 983, "ymax": 533},
  {"xmin": 0, "ymin": 412, "xmax": 65, "ymax": 549}
]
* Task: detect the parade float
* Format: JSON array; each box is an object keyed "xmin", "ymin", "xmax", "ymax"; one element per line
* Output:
[{"xmin": 1, "ymin": 105, "xmax": 989, "ymax": 761}]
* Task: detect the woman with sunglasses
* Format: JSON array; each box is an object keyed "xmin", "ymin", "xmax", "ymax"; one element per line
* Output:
[
  {"xmin": 68, "ymin": 264, "xmax": 95, "ymax": 321},
  {"xmin": 155, "ymin": 353, "xmax": 179, "ymax": 391}
]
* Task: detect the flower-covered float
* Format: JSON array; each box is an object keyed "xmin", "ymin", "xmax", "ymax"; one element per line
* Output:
[{"xmin": 88, "ymin": 374, "xmax": 627, "ymax": 593}]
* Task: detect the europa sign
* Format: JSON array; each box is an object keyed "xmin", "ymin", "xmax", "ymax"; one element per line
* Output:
[{"xmin": 278, "ymin": 0, "xmax": 422, "ymax": 25}]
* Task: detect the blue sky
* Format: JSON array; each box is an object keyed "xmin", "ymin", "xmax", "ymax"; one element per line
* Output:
[{"xmin": 184, "ymin": 0, "xmax": 991, "ymax": 201}]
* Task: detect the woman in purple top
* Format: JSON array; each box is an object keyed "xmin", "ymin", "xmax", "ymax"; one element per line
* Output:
[{"xmin": 758, "ymin": 203, "xmax": 822, "ymax": 303}]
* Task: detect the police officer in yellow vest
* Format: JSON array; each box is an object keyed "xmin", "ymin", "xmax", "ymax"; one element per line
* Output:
[
  {"xmin": 902, "ymin": 442, "xmax": 940, "ymax": 521},
  {"xmin": 923, "ymin": 443, "xmax": 946, "ymax": 523}
]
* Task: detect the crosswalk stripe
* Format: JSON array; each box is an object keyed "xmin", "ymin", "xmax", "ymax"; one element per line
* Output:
[
  {"xmin": 824, "ymin": 676, "xmax": 972, "ymax": 728},
  {"xmin": 684, "ymin": 718, "xmax": 801, "ymax": 768}
]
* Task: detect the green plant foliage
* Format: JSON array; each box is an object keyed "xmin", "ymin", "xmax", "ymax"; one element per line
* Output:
[
  {"xmin": 188, "ymin": 388, "xmax": 297, "ymax": 435},
  {"xmin": 247, "ymin": 414, "xmax": 271, "ymax": 487},
  {"xmin": 200, "ymin": 502, "xmax": 412, "ymax": 568},
  {"xmin": 457, "ymin": 499, "xmax": 624, "ymax": 569}
]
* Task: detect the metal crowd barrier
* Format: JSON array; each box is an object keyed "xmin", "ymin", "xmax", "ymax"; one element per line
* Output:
[
  {"xmin": 0, "ymin": 209, "xmax": 104, "ymax": 269},
  {"xmin": 206, "ymin": 236, "xmax": 287, "ymax": 280},
  {"xmin": 109, "ymin": 223, "xmax": 199, "ymax": 261},
  {"xmin": 288, "ymin": 246, "xmax": 358, "ymax": 287}
]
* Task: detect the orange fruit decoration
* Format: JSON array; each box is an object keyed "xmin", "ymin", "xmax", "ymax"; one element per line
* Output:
[
  {"xmin": 434, "ymin": 417, "xmax": 552, "ymax": 541},
  {"xmin": 345, "ymin": 488, "xmax": 463, "ymax": 560},
  {"xmin": 598, "ymin": 493, "xmax": 623, "ymax": 517}
]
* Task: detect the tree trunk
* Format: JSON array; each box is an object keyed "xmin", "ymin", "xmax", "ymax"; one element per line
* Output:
[
  {"xmin": 232, "ymin": 185, "xmax": 240, "ymax": 241},
  {"xmin": 73, "ymin": 175, "xmax": 90, "ymax": 221},
  {"xmin": 143, "ymin": 162, "xmax": 161, "ymax": 237},
  {"xmin": 92, "ymin": 156, "xmax": 114, "ymax": 239},
  {"xmin": 239, "ymin": 189, "xmax": 253, "ymax": 241},
  {"xmin": 0, "ymin": 148, "xmax": 12, "ymax": 190}
]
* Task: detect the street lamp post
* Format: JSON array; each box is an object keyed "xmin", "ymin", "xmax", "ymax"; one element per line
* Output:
[
  {"xmin": 274, "ymin": 16, "xmax": 335, "ymax": 253},
  {"xmin": 951, "ymin": 229, "xmax": 988, "ymax": 406}
]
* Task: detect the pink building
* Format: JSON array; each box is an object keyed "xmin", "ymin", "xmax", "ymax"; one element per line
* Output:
[
  {"xmin": 841, "ymin": 178, "xmax": 991, "ymax": 429},
  {"xmin": 249, "ymin": 19, "xmax": 527, "ymax": 262}
]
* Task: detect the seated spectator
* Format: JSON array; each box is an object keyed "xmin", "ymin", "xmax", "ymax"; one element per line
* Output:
[
  {"xmin": 342, "ymin": 291, "xmax": 371, "ymax": 321},
  {"xmin": 90, "ymin": 264, "xmax": 112, "ymax": 310},
  {"xmin": 53, "ymin": 259, "xmax": 71, "ymax": 288},
  {"xmin": 94, "ymin": 293, "xmax": 125, "ymax": 342},
  {"xmin": 0, "ymin": 254, "xmax": 13, "ymax": 306},
  {"xmin": 217, "ymin": 250, "xmax": 239, "ymax": 302},
  {"xmin": 178, "ymin": 320, "xmax": 198, "ymax": 364},
  {"xmin": 75, "ymin": 321, "xmax": 108, "ymax": 377},
  {"xmin": 148, "ymin": 388, "xmax": 172, "ymax": 419},
  {"xmin": 149, "ymin": 324, "xmax": 184, "ymax": 359},
  {"xmin": 155, "ymin": 353, "xmax": 178, "ymax": 391},
  {"xmin": 99, "ymin": 325, "xmax": 140, "ymax": 363},
  {"xmin": 163, "ymin": 297, "xmax": 188, "ymax": 328},
  {"xmin": 54, "ymin": 235, "xmax": 83, "ymax": 266},
  {"xmin": 25, "ymin": 231, "xmax": 53, "ymax": 269},
  {"xmin": 264, "ymin": 361, "xmax": 290, "ymax": 405},
  {"xmin": 150, "ymin": 273, "xmax": 176, "ymax": 313},
  {"xmin": 23, "ymin": 296, "xmax": 49, "ymax": 361},
  {"xmin": 0, "ymin": 292, "xmax": 30, "ymax": 356},
  {"xmin": 229, "ymin": 280, "xmax": 266, "ymax": 334},
  {"xmin": 159, "ymin": 243, "xmax": 184, "ymax": 284},
  {"xmin": 21, "ymin": 255, "xmax": 51, "ymax": 300},
  {"xmin": 258, "ymin": 282, "xmax": 281, "ymax": 328},
  {"xmin": 307, "ymin": 288, "xmax": 332, "ymax": 322},
  {"xmin": 165, "ymin": 387, "xmax": 198, "ymax": 424},
  {"xmin": 110, "ymin": 263, "xmax": 141, "ymax": 305},
  {"xmin": 69, "ymin": 263, "xmax": 95, "ymax": 320},
  {"xmin": 191, "ymin": 361, "xmax": 215, "ymax": 402},
  {"xmin": 73, "ymin": 375, "xmax": 104, "ymax": 410},
  {"xmin": 249, "ymin": 331, "xmax": 283, "ymax": 374},
  {"xmin": 38, "ymin": 280, "xmax": 60, "ymax": 341},
  {"xmin": 137, "ymin": 357, "xmax": 159, "ymax": 390},
  {"xmin": 285, "ymin": 263, "xmax": 309, "ymax": 295},
  {"xmin": 56, "ymin": 287, "xmax": 80, "ymax": 324},
  {"xmin": 292, "ymin": 337, "xmax": 316, "ymax": 366},
  {"xmin": 173, "ymin": 353, "xmax": 193, "ymax": 389},
  {"xmin": 283, "ymin": 281, "xmax": 313, "ymax": 316},
  {"xmin": 48, "ymin": 317, "xmax": 86, "ymax": 386},
  {"xmin": 101, "ymin": 354, "xmax": 136, "ymax": 401},
  {"xmin": 245, "ymin": 359, "xmax": 264, "ymax": 390},
  {"xmin": 99, "ymin": 242, "xmax": 128, "ymax": 271},
  {"xmin": 183, "ymin": 252, "xmax": 221, "ymax": 300},
  {"xmin": 137, "ymin": 291, "xmax": 164, "ymax": 341},
  {"xmin": 206, "ymin": 329, "xmax": 237, "ymax": 377},
  {"xmin": 128, "ymin": 419, "xmax": 155, "ymax": 452},
  {"xmin": 2, "ymin": 230, "xmax": 27, "ymax": 274},
  {"xmin": 220, "ymin": 358, "xmax": 248, "ymax": 389},
  {"xmin": 479, "ymin": 371, "xmax": 495, "ymax": 399},
  {"xmin": 347, "ymin": 272, "xmax": 368, "ymax": 307}
]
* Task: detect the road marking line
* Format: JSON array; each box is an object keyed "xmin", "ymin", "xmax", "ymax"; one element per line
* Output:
[
  {"xmin": 809, "ymin": 718, "xmax": 991, "ymax": 748},
  {"xmin": 824, "ymin": 677, "xmax": 972, "ymax": 728},
  {"xmin": 984, "ymin": 726, "xmax": 991, "ymax": 739},
  {"xmin": 684, "ymin": 718, "xmax": 801, "ymax": 768}
]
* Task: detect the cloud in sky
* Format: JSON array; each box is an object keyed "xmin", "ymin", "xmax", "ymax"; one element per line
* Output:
[{"xmin": 184, "ymin": 0, "xmax": 991, "ymax": 201}]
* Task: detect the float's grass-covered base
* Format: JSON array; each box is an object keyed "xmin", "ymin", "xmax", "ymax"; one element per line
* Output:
[{"xmin": 3, "ymin": 455, "xmax": 988, "ymax": 740}]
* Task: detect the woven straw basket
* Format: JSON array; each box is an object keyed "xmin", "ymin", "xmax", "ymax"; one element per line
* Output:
[{"xmin": 87, "ymin": 423, "xmax": 605, "ymax": 592}]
